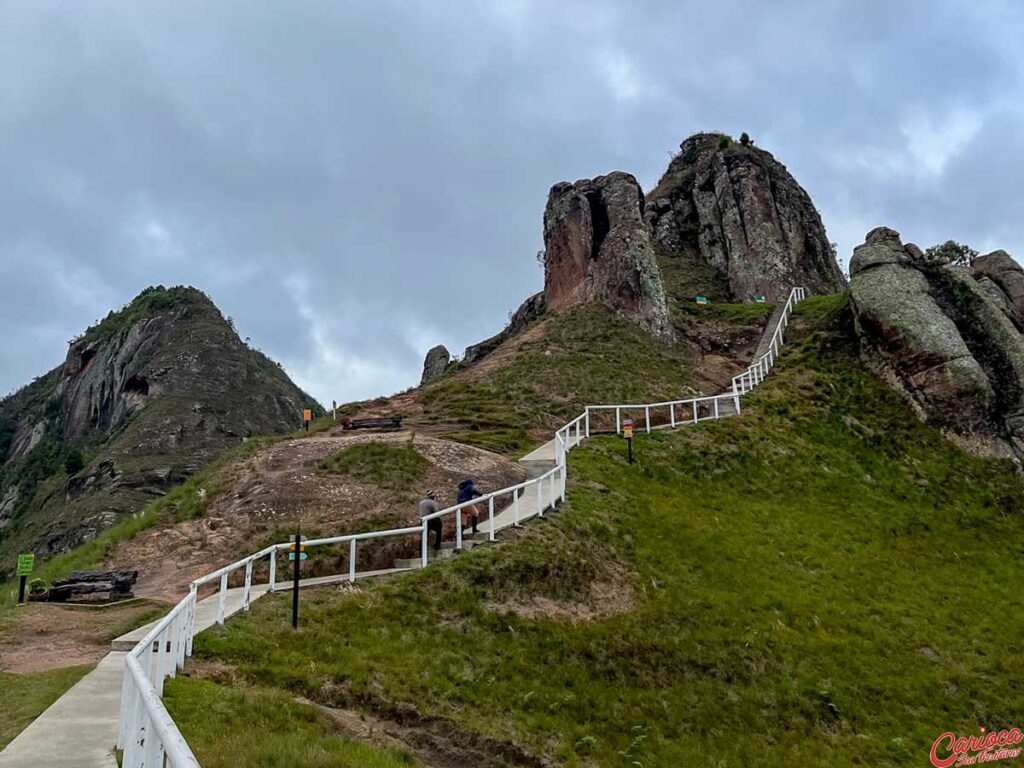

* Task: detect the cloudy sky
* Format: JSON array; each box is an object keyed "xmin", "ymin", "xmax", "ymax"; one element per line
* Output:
[{"xmin": 2, "ymin": 1, "xmax": 1022, "ymax": 406}]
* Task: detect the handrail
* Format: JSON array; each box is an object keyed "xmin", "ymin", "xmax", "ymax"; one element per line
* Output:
[{"xmin": 116, "ymin": 286, "xmax": 807, "ymax": 768}]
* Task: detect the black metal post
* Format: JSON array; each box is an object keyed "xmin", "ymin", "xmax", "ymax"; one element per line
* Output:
[
  {"xmin": 17, "ymin": 575, "xmax": 26, "ymax": 605},
  {"xmin": 627, "ymin": 436, "xmax": 634, "ymax": 464},
  {"xmin": 291, "ymin": 533, "xmax": 301, "ymax": 629}
]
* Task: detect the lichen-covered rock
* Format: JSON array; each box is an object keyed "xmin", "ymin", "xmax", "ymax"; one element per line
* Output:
[
  {"xmin": 850, "ymin": 227, "xmax": 1024, "ymax": 459},
  {"xmin": 647, "ymin": 133, "xmax": 846, "ymax": 302},
  {"xmin": 543, "ymin": 172, "xmax": 673, "ymax": 339},
  {"xmin": 971, "ymin": 250, "xmax": 1024, "ymax": 331},
  {"xmin": 420, "ymin": 345, "xmax": 451, "ymax": 385}
]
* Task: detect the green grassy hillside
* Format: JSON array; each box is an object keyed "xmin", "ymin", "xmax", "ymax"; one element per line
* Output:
[{"xmin": 167, "ymin": 295, "xmax": 1024, "ymax": 767}]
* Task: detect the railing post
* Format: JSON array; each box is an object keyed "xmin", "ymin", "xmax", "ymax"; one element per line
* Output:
[
  {"xmin": 537, "ymin": 478, "xmax": 544, "ymax": 518},
  {"xmin": 268, "ymin": 548, "xmax": 276, "ymax": 593},
  {"xmin": 560, "ymin": 462, "xmax": 567, "ymax": 501},
  {"xmin": 456, "ymin": 508, "xmax": 463, "ymax": 549},
  {"xmin": 670, "ymin": 402, "xmax": 676, "ymax": 427},
  {"xmin": 714, "ymin": 398, "xmax": 720, "ymax": 419},
  {"xmin": 549, "ymin": 471, "xmax": 556, "ymax": 508},
  {"xmin": 186, "ymin": 585, "xmax": 197, "ymax": 656},
  {"xmin": 349, "ymin": 539, "xmax": 357, "ymax": 583},
  {"xmin": 488, "ymin": 496, "xmax": 495, "ymax": 542},
  {"xmin": 243, "ymin": 558, "xmax": 253, "ymax": 612},
  {"xmin": 692, "ymin": 401, "xmax": 698, "ymax": 423},
  {"xmin": 421, "ymin": 519, "xmax": 428, "ymax": 567},
  {"xmin": 217, "ymin": 572, "xmax": 227, "ymax": 625},
  {"xmin": 585, "ymin": 408, "xmax": 590, "ymax": 438},
  {"xmin": 733, "ymin": 380, "xmax": 741, "ymax": 414},
  {"xmin": 645, "ymin": 406, "xmax": 651, "ymax": 433},
  {"xmin": 615, "ymin": 406, "xmax": 621, "ymax": 434}
]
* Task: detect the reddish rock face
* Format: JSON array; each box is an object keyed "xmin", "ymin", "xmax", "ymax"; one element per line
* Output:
[{"xmin": 542, "ymin": 172, "xmax": 673, "ymax": 339}]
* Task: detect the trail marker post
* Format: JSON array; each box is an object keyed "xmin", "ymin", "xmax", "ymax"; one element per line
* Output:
[
  {"xmin": 303, "ymin": 409, "xmax": 312, "ymax": 432},
  {"xmin": 623, "ymin": 419, "xmax": 634, "ymax": 464},
  {"xmin": 290, "ymin": 534, "xmax": 306, "ymax": 628},
  {"xmin": 695, "ymin": 296, "xmax": 709, "ymax": 305},
  {"xmin": 15, "ymin": 554, "xmax": 34, "ymax": 604}
]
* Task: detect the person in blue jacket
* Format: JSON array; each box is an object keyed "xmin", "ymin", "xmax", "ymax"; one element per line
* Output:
[{"xmin": 457, "ymin": 478, "xmax": 483, "ymax": 535}]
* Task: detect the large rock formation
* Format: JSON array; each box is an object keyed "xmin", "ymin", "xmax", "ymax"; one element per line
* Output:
[
  {"xmin": 543, "ymin": 172, "xmax": 673, "ymax": 339},
  {"xmin": 0, "ymin": 286, "xmax": 320, "ymax": 574},
  {"xmin": 971, "ymin": 250, "xmax": 1024, "ymax": 331},
  {"xmin": 849, "ymin": 227, "xmax": 1024, "ymax": 459},
  {"xmin": 420, "ymin": 345, "xmax": 451, "ymax": 384},
  {"xmin": 647, "ymin": 133, "xmax": 846, "ymax": 302},
  {"xmin": 444, "ymin": 133, "xmax": 844, "ymax": 368}
]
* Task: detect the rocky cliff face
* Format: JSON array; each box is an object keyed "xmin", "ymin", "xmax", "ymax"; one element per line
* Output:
[
  {"xmin": 647, "ymin": 133, "xmax": 846, "ymax": 302},
  {"xmin": 420, "ymin": 345, "xmax": 451, "ymax": 384},
  {"xmin": 543, "ymin": 172, "xmax": 673, "ymax": 339},
  {"xmin": 0, "ymin": 286, "xmax": 319, "ymax": 572},
  {"xmin": 849, "ymin": 228, "xmax": 1024, "ymax": 460}
]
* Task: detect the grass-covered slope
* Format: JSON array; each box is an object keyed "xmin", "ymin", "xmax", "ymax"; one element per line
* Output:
[
  {"xmin": 401, "ymin": 302, "xmax": 767, "ymax": 455},
  {"xmin": 169, "ymin": 294, "xmax": 1024, "ymax": 767}
]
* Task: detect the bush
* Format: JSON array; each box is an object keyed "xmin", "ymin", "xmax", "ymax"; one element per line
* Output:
[
  {"xmin": 925, "ymin": 240, "xmax": 978, "ymax": 266},
  {"xmin": 64, "ymin": 449, "xmax": 84, "ymax": 475},
  {"xmin": 718, "ymin": 135, "xmax": 731, "ymax": 149},
  {"xmin": 740, "ymin": 131, "xmax": 752, "ymax": 147}
]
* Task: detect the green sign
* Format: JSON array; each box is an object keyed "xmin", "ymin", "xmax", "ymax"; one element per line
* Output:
[
  {"xmin": 16, "ymin": 554, "xmax": 35, "ymax": 576},
  {"xmin": 288, "ymin": 552, "xmax": 308, "ymax": 561},
  {"xmin": 695, "ymin": 296, "xmax": 709, "ymax": 305},
  {"xmin": 754, "ymin": 295, "xmax": 766, "ymax": 303}
]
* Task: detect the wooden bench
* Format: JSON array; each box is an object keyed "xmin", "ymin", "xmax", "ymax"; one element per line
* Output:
[{"xmin": 342, "ymin": 416, "xmax": 403, "ymax": 431}]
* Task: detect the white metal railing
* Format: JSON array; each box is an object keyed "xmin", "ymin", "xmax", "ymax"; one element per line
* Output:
[
  {"xmin": 116, "ymin": 287, "xmax": 805, "ymax": 767},
  {"xmin": 730, "ymin": 286, "xmax": 806, "ymax": 397}
]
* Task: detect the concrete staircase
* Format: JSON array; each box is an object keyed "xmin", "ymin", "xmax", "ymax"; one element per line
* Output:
[{"xmin": 754, "ymin": 301, "xmax": 788, "ymax": 360}]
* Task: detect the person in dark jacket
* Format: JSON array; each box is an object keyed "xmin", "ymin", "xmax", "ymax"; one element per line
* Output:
[
  {"xmin": 457, "ymin": 478, "xmax": 483, "ymax": 534},
  {"xmin": 420, "ymin": 490, "xmax": 442, "ymax": 551}
]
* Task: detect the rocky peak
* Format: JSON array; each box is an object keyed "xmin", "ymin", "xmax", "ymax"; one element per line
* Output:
[
  {"xmin": 647, "ymin": 133, "xmax": 846, "ymax": 302},
  {"xmin": 0, "ymin": 285, "xmax": 320, "ymax": 572},
  {"xmin": 542, "ymin": 171, "xmax": 673, "ymax": 339},
  {"xmin": 849, "ymin": 228, "xmax": 1024, "ymax": 460}
]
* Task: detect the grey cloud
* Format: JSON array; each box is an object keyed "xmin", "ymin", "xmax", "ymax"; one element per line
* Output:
[{"xmin": 2, "ymin": 0, "xmax": 1023, "ymax": 403}]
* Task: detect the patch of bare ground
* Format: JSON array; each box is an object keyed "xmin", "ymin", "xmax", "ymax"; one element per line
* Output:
[
  {"xmin": 106, "ymin": 432, "xmax": 526, "ymax": 603},
  {"xmin": 312, "ymin": 689, "xmax": 553, "ymax": 768},
  {"xmin": 485, "ymin": 561, "xmax": 637, "ymax": 622},
  {"xmin": 0, "ymin": 600, "xmax": 167, "ymax": 673}
]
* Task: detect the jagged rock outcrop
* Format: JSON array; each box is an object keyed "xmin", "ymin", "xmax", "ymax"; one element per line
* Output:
[
  {"xmin": 0, "ymin": 286, "xmax": 320, "ymax": 575},
  {"xmin": 543, "ymin": 172, "xmax": 673, "ymax": 339},
  {"xmin": 647, "ymin": 133, "xmax": 846, "ymax": 302},
  {"xmin": 849, "ymin": 227, "xmax": 1024, "ymax": 460},
  {"xmin": 971, "ymin": 250, "xmax": 1024, "ymax": 331},
  {"xmin": 463, "ymin": 292, "xmax": 546, "ymax": 364},
  {"xmin": 420, "ymin": 345, "xmax": 451, "ymax": 384}
]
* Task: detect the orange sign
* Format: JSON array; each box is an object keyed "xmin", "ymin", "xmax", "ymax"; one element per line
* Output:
[
  {"xmin": 303, "ymin": 409, "xmax": 312, "ymax": 422},
  {"xmin": 623, "ymin": 419, "xmax": 634, "ymax": 438}
]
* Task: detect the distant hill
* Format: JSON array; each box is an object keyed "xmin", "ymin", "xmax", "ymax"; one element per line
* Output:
[{"xmin": 0, "ymin": 286, "xmax": 320, "ymax": 575}]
